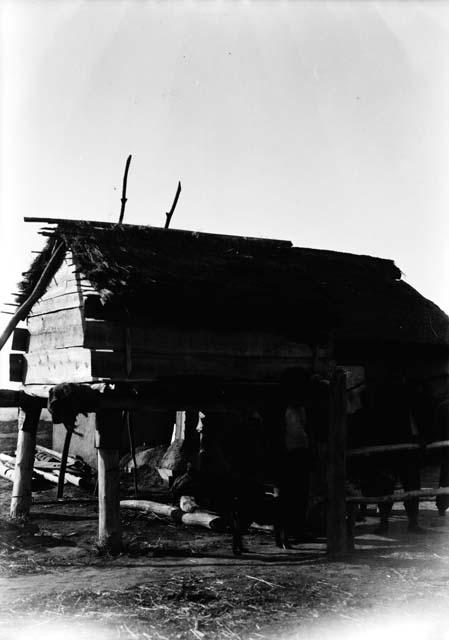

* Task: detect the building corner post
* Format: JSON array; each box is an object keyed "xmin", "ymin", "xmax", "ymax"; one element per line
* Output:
[
  {"xmin": 96, "ymin": 409, "xmax": 122, "ymax": 554},
  {"xmin": 10, "ymin": 401, "xmax": 42, "ymax": 520}
]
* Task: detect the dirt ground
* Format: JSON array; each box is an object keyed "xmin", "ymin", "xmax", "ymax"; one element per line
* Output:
[{"xmin": 1, "ymin": 426, "xmax": 449, "ymax": 640}]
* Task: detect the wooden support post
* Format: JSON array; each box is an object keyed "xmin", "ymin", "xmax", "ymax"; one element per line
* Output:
[
  {"xmin": 95, "ymin": 410, "xmax": 122, "ymax": 554},
  {"xmin": 174, "ymin": 411, "xmax": 185, "ymax": 440},
  {"xmin": 56, "ymin": 427, "xmax": 74, "ymax": 500},
  {"xmin": 10, "ymin": 403, "xmax": 42, "ymax": 519},
  {"xmin": 326, "ymin": 368, "xmax": 348, "ymax": 557}
]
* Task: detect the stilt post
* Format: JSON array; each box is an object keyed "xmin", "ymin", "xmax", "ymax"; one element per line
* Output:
[
  {"xmin": 327, "ymin": 367, "xmax": 348, "ymax": 557},
  {"xmin": 10, "ymin": 401, "xmax": 42, "ymax": 519},
  {"xmin": 96, "ymin": 409, "xmax": 123, "ymax": 554}
]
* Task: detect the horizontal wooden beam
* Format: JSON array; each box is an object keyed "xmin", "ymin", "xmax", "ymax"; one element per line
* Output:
[
  {"xmin": 0, "ymin": 380, "xmax": 282, "ymax": 412},
  {"xmin": 346, "ymin": 487, "xmax": 449, "ymax": 504},
  {"xmin": 83, "ymin": 324, "xmax": 327, "ymax": 358},
  {"xmin": 29, "ymin": 292, "xmax": 88, "ymax": 317},
  {"xmin": 22, "ymin": 343, "xmax": 324, "ymax": 385},
  {"xmin": 0, "ymin": 389, "xmax": 46, "ymax": 409},
  {"xmin": 347, "ymin": 440, "xmax": 449, "ymax": 457}
]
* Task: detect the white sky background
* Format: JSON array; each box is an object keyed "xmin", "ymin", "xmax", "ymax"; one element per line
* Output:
[{"xmin": 0, "ymin": 0, "xmax": 448, "ymax": 386}]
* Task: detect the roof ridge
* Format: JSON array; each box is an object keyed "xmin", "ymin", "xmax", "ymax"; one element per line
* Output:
[{"xmin": 24, "ymin": 217, "xmax": 292, "ymax": 247}]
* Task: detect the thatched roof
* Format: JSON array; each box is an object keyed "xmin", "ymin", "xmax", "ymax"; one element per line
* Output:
[{"xmin": 18, "ymin": 218, "xmax": 449, "ymax": 347}]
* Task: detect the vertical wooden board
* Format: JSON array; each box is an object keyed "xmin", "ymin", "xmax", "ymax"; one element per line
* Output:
[
  {"xmin": 174, "ymin": 411, "xmax": 185, "ymax": 440},
  {"xmin": 52, "ymin": 414, "xmax": 98, "ymax": 469}
]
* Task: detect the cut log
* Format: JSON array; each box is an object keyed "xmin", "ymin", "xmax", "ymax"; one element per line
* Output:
[
  {"xmin": 0, "ymin": 460, "xmax": 52, "ymax": 489},
  {"xmin": 180, "ymin": 510, "xmax": 225, "ymax": 531},
  {"xmin": 427, "ymin": 440, "xmax": 449, "ymax": 450},
  {"xmin": 36, "ymin": 444, "xmax": 78, "ymax": 467},
  {"xmin": 32, "ymin": 466, "xmax": 90, "ymax": 488},
  {"xmin": 0, "ymin": 454, "xmax": 15, "ymax": 467},
  {"xmin": 61, "ymin": 471, "xmax": 92, "ymax": 489},
  {"xmin": 0, "ymin": 460, "xmax": 16, "ymax": 482},
  {"xmin": 32, "ymin": 468, "xmax": 59, "ymax": 484},
  {"xmin": 120, "ymin": 499, "xmax": 225, "ymax": 530},
  {"xmin": 0, "ymin": 452, "xmax": 61, "ymax": 471},
  {"xmin": 120, "ymin": 499, "xmax": 175, "ymax": 518}
]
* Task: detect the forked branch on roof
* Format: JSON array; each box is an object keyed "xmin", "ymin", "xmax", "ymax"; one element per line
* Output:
[
  {"xmin": 118, "ymin": 155, "xmax": 132, "ymax": 224},
  {"xmin": 165, "ymin": 181, "xmax": 182, "ymax": 229}
]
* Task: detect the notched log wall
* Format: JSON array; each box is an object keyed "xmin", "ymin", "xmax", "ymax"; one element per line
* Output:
[{"xmin": 10, "ymin": 251, "xmax": 329, "ymax": 385}]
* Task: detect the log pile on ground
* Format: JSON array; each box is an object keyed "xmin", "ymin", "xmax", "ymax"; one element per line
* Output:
[{"xmin": 0, "ymin": 445, "xmax": 94, "ymax": 491}]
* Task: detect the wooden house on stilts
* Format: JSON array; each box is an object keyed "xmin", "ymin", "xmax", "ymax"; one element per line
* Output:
[{"xmin": 3, "ymin": 217, "xmax": 449, "ymax": 555}]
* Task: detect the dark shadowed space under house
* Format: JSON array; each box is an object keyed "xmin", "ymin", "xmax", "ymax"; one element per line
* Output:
[{"xmin": 3, "ymin": 217, "xmax": 449, "ymax": 556}]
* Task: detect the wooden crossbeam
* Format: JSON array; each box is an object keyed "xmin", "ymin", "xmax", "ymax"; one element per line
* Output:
[
  {"xmin": 346, "ymin": 487, "xmax": 449, "ymax": 504},
  {"xmin": 347, "ymin": 440, "xmax": 449, "ymax": 457}
]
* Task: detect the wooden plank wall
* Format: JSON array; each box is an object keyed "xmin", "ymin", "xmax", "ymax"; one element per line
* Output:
[
  {"xmin": 12, "ymin": 251, "xmax": 329, "ymax": 385},
  {"xmin": 10, "ymin": 252, "xmax": 97, "ymax": 384}
]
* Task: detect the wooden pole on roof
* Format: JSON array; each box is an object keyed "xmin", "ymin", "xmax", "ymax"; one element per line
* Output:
[
  {"xmin": 164, "ymin": 181, "xmax": 182, "ymax": 229},
  {"xmin": 118, "ymin": 155, "xmax": 132, "ymax": 224}
]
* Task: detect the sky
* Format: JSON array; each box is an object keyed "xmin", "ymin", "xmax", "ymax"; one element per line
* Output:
[{"xmin": 0, "ymin": 0, "xmax": 448, "ymax": 386}]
